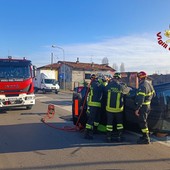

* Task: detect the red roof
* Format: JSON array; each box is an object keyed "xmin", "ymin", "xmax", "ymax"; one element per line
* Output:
[
  {"xmin": 38, "ymin": 63, "xmax": 61, "ymax": 69},
  {"xmin": 38, "ymin": 61, "xmax": 115, "ymax": 72},
  {"xmin": 59, "ymin": 61, "xmax": 115, "ymax": 71}
]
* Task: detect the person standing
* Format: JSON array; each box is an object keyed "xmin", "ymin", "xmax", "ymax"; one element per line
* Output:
[
  {"xmin": 84, "ymin": 74, "xmax": 104, "ymax": 139},
  {"xmin": 135, "ymin": 71, "xmax": 155, "ymax": 144},
  {"xmin": 104, "ymin": 73, "xmax": 131, "ymax": 142}
]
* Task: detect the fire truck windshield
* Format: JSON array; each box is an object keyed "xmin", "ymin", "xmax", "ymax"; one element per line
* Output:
[{"xmin": 0, "ymin": 65, "xmax": 31, "ymax": 79}]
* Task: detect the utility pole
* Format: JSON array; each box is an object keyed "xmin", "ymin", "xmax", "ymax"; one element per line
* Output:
[{"xmin": 52, "ymin": 45, "xmax": 66, "ymax": 90}]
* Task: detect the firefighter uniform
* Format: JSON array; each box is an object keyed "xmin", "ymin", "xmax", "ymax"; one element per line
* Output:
[
  {"xmin": 84, "ymin": 76, "xmax": 104, "ymax": 139},
  {"xmin": 104, "ymin": 73, "xmax": 130, "ymax": 142},
  {"xmin": 135, "ymin": 71, "xmax": 155, "ymax": 144}
]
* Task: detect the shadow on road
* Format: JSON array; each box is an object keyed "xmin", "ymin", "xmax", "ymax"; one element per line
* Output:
[
  {"xmin": 1, "ymin": 121, "xmax": 168, "ymax": 155},
  {"xmin": 0, "ymin": 119, "xmax": 141, "ymax": 154}
]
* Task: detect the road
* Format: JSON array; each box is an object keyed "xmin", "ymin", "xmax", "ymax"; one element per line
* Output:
[{"xmin": 0, "ymin": 91, "xmax": 169, "ymax": 170}]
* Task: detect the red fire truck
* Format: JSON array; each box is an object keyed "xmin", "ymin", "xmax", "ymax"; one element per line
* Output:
[{"xmin": 0, "ymin": 56, "xmax": 36, "ymax": 110}]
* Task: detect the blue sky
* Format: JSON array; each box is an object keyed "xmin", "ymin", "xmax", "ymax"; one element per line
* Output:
[{"xmin": 0, "ymin": 0, "xmax": 170, "ymax": 74}]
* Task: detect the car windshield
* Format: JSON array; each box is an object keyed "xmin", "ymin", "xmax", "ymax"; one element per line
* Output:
[{"xmin": 44, "ymin": 79, "xmax": 57, "ymax": 84}]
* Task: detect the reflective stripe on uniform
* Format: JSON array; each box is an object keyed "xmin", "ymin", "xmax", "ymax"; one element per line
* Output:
[
  {"xmin": 94, "ymin": 122, "xmax": 99, "ymax": 126},
  {"xmin": 137, "ymin": 92, "xmax": 146, "ymax": 96},
  {"xmin": 88, "ymin": 88, "xmax": 101, "ymax": 107},
  {"xmin": 106, "ymin": 90, "xmax": 123, "ymax": 112},
  {"xmin": 106, "ymin": 125, "xmax": 113, "ymax": 132},
  {"xmin": 142, "ymin": 101, "xmax": 151, "ymax": 105},
  {"xmin": 88, "ymin": 101, "xmax": 101, "ymax": 107},
  {"xmin": 117, "ymin": 123, "xmax": 123, "ymax": 130},
  {"xmin": 137, "ymin": 91, "xmax": 154, "ymax": 97},
  {"xmin": 86, "ymin": 123, "xmax": 93, "ymax": 130},
  {"xmin": 141, "ymin": 128, "xmax": 149, "ymax": 134},
  {"xmin": 137, "ymin": 89, "xmax": 154, "ymax": 106}
]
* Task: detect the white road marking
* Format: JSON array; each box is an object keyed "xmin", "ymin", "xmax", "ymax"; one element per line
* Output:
[{"xmin": 36, "ymin": 95, "xmax": 72, "ymax": 112}]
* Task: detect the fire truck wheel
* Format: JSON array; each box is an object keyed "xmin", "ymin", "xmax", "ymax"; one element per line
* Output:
[{"xmin": 26, "ymin": 105, "xmax": 32, "ymax": 110}]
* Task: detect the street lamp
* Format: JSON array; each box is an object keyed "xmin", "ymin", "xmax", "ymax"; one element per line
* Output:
[{"xmin": 52, "ymin": 45, "xmax": 66, "ymax": 90}]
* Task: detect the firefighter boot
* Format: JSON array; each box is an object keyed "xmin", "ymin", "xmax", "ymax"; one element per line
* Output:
[
  {"xmin": 106, "ymin": 131, "xmax": 112, "ymax": 143},
  {"xmin": 112, "ymin": 131, "xmax": 123, "ymax": 142},
  {"xmin": 137, "ymin": 133, "xmax": 150, "ymax": 144},
  {"xmin": 116, "ymin": 131, "xmax": 123, "ymax": 142},
  {"xmin": 93, "ymin": 126, "xmax": 98, "ymax": 134},
  {"xmin": 84, "ymin": 129, "xmax": 93, "ymax": 140}
]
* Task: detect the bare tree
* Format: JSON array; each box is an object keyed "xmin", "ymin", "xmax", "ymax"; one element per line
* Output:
[
  {"xmin": 112, "ymin": 63, "xmax": 118, "ymax": 71},
  {"xmin": 120, "ymin": 62, "xmax": 125, "ymax": 72},
  {"xmin": 102, "ymin": 57, "xmax": 109, "ymax": 65}
]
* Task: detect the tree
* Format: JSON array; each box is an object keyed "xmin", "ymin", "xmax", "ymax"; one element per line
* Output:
[
  {"xmin": 102, "ymin": 57, "xmax": 109, "ymax": 65},
  {"xmin": 112, "ymin": 63, "xmax": 118, "ymax": 71},
  {"xmin": 120, "ymin": 62, "xmax": 125, "ymax": 72}
]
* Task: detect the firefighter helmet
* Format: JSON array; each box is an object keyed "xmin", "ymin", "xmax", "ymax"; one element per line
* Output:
[
  {"xmin": 113, "ymin": 73, "xmax": 121, "ymax": 79},
  {"xmin": 137, "ymin": 71, "xmax": 147, "ymax": 80},
  {"xmin": 90, "ymin": 74, "xmax": 96, "ymax": 79}
]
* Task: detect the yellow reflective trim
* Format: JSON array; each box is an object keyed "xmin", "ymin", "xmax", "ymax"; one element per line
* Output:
[
  {"xmin": 88, "ymin": 87, "xmax": 101, "ymax": 107},
  {"xmin": 88, "ymin": 88, "xmax": 93, "ymax": 103},
  {"xmin": 106, "ymin": 90, "xmax": 123, "ymax": 112},
  {"xmin": 145, "ymin": 91, "xmax": 154, "ymax": 96},
  {"xmin": 137, "ymin": 92, "xmax": 146, "ymax": 96},
  {"xmin": 137, "ymin": 90, "xmax": 155, "ymax": 97},
  {"xmin": 107, "ymin": 90, "xmax": 111, "ymax": 108},
  {"xmin": 117, "ymin": 124, "xmax": 123, "ymax": 130},
  {"xmin": 86, "ymin": 124, "xmax": 92, "ymax": 129},
  {"xmin": 116, "ymin": 93, "xmax": 121, "ymax": 108},
  {"xmin": 117, "ymin": 124, "xmax": 123, "ymax": 127},
  {"xmin": 94, "ymin": 122, "xmax": 99, "ymax": 126},
  {"xmin": 106, "ymin": 125, "xmax": 113, "ymax": 131},
  {"xmin": 88, "ymin": 101, "xmax": 101, "ymax": 107},
  {"xmin": 143, "ymin": 101, "xmax": 151, "ymax": 105},
  {"xmin": 106, "ymin": 105, "xmax": 124, "ymax": 112},
  {"xmin": 106, "ymin": 125, "xmax": 113, "ymax": 128},
  {"xmin": 141, "ymin": 128, "xmax": 149, "ymax": 133}
]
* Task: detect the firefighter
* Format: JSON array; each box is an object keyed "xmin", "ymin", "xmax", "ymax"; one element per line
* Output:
[
  {"xmin": 104, "ymin": 73, "xmax": 131, "ymax": 142},
  {"xmin": 135, "ymin": 71, "xmax": 155, "ymax": 144},
  {"xmin": 84, "ymin": 74, "xmax": 104, "ymax": 139}
]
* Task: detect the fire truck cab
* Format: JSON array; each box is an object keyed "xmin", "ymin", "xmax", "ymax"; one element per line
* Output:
[{"xmin": 0, "ymin": 56, "xmax": 36, "ymax": 110}]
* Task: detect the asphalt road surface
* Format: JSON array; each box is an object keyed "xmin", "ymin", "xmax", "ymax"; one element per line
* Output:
[{"xmin": 0, "ymin": 91, "xmax": 169, "ymax": 170}]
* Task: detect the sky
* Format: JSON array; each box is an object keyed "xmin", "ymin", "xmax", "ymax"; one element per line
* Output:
[{"xmin": 0, "ymin": 0, "xmax": 170, "ymax": 75}]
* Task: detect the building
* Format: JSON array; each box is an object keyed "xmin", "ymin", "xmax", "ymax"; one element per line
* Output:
[
  {"xmin": 150, "ymin": 74, "xmax": 170, "ymax": 85},
  {"xmin": 120, "ymin": 73, "xmax": 170, "ymax": 88},
  {"xmin": 120, "ymin": 72, "xmax": 138, "ymax": 88},
  {"xmin": 37, "ymin": 59, "xmax": 115, "ymax": 90},
  {"xmin": 36, "ymin": 63, "xmax": 60, "ymax": 81}
]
